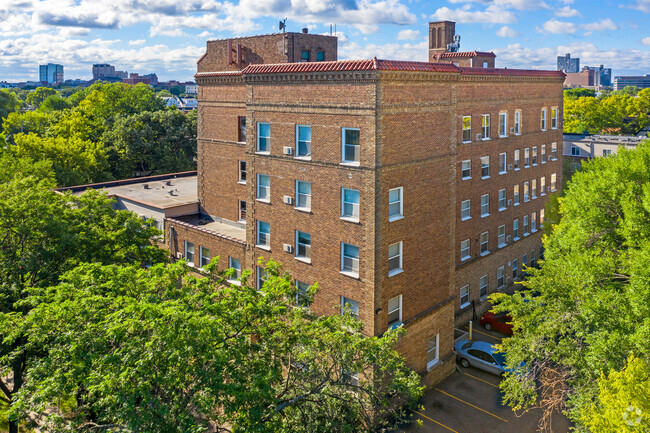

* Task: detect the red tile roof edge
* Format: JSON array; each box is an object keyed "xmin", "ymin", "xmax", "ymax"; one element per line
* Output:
[
  {"xmin": 437, "ymin": 51, "xmax": 496, "ymax": 58},
  {"xmin": 458, "ymin": 67, "xmax": 566, "ymax": 78},
  {"xmin": 195, "ymin": 71, "xmax": 243, "ymax": 77}
]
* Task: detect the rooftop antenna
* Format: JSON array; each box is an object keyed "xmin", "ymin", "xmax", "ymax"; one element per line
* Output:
[{"xmin": 279, "ymin": 18, "xmax": 287, "ymax": 33}]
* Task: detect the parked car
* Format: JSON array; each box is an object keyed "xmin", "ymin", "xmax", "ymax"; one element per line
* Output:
[
  {"xmin": 454, "ymin": 339, "xmax": 509, "ymax": 376},
  {"xmin": 480, "ymin": 312, "xmax": 513, "ymax": 335}
]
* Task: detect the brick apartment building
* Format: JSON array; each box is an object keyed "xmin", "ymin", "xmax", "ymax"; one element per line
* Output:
[{"xmin": 77, "ymin": 24, "xmax": 562, "ymax": 388}]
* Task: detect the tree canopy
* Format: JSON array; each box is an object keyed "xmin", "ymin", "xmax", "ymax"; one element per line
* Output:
[
  {"xmin": 0, "ymin": 90, "xmax": 22, "ymax": 127},
  {"xmin": 492, "ymin": 140, "xmax": 650, "ymax": 430}
]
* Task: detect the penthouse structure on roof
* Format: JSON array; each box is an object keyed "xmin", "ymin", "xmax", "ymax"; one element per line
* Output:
[{"xmin": 68, "ymin": 21, "xmax": 563, "ymax": 389}]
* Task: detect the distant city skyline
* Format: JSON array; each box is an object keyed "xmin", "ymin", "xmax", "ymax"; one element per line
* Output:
[{"xmin": 1, "ymin": 0, "xmax": 649, "ymax": 82}]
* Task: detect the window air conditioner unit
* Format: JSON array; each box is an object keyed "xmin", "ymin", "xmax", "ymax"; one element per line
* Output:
[
  {"xmin": 283, "ymin": 146, "xmax": 293, "ymax": 155},
  {"xmin": 548, "ymin": 155, "xmax": 552, "ymax": 161},
  {"xmin": 283, "ymin": 244, "xmax": 293, "ymax": 253},
  {"xmin": 507, "ymin": 199, "xmax": 512, "ymax": 206},
  {"xmin": 507, "ymin": 164, "xmax": 513, "ymax": 170},
  {"xmin": 476, "ymin": 133, "xmax": 483, "ymax": 140},
  {"xmin": 282, "ymin": 195, "xmax": 294, "ymax": 205},
  {"xmin": 176, "ymin": 252, "xmax": 183, "ymax": 259},
  {"xmin": 510, "ymin": 127, "xmax": 515, "ymax": 134},
  {"xmin": 506, "ymin": 235, "xmax": 512, "ymax": 243},
  {"xmin": 547, "ymin": 186, "xmax": 552, "ymax": 192}
]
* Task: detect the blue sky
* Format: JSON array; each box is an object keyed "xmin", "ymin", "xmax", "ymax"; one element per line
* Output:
[{"xmin": 1, "ymin": 0, "xmax": 649, "ymax": 83}]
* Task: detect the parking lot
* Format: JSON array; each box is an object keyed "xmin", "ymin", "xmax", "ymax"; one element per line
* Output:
[{"xmin": 398, "ymin": 324, "xmax": 572, "ymax": 433}]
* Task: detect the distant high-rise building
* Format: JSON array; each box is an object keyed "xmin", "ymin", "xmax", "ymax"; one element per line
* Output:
[
  {"xmin": 557, "ymin": 53, "xmax": 579, "ymax": 73},
  {"xmin": 39, "ymin": 63, "xmax": 64, "ymax": 84},
  {"xmin": 92, "ymin": 63, "xmax": 128, "ymax": 80},
  {"xmin": 587, "ymin": 65, "xmax": 612, "ymax": 87},
  {"xmin": 614, "ymin": 75, "xmax": 650, "ymax": 91}
]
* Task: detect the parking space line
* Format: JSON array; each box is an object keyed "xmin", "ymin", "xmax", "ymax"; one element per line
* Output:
[
  {"xmin": 435, "ymin": 388, "xmax": 509, "ymax": 422},
  {"xmin": 461, "ymin": 371, "xmax": 500, "ymax": 388},
  {"xmin": 464, "ymin": 327, "xmax": 502, "ymax": 341},
  {"xmin": 411, "ymin": 409, "xmax": 459, "ymax": 433}
]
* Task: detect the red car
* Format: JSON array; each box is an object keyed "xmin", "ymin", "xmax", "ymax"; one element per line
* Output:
[{"xmin": 480, "ymin": 312, "xmax": 513, "ymax": 336}]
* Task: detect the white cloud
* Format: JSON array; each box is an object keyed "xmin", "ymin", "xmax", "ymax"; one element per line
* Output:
[
  {"xmin": 496, "ymin": 25, "xmax": 520, "ymax": 37},
  {"xmin": 555, "ymin": 6, "xmax": 580, "ymax": 17},
  {"xmin": 540, "ymin": 19, "xmax": 577, "ymax": 34},
  {"xmin": 642, "ymin": 37, "xmax": 650, "ymax": 45},
  {"xmin": 338, "ymin": 39, "xmax": 428, "ymax": 62},
  {"xmin": 431, "ymin": 5, "xmax": 516, "ymax": 24},
  {"xmin": 582, "ymin": 18, "xmax": 617, "ymax": 32},
  {"xmin": 397, "ymin": 29, "xmax": 420, "ymax": 40},
  {"xmin": 632, "ymin": 0, "xmax": 650, "ymax": 12},
  {"xmin": 446, "ymin": 0, "xmax": 547, "ymax": 9}
]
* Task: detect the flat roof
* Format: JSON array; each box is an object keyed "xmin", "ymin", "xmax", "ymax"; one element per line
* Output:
[
  {"xmin": 172, "ymin": 214, "xmax": 246, "ymax": 243},
  {"xmin": 58, "ymin": 172, "xmax": 198, "ymax": 210}
]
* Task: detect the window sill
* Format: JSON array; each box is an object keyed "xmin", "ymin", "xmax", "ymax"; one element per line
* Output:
[
  {"xmin": 388, "ymin": 321, "xmax": 403, "ymax": 330},
  {"xmin": 256, "ymin": 198, "xmax": 270, "ymax": 204},
  {"xmin": 499, "ymin": 207, "xmax": 506, "ymax": 212},
  {"xmin": 532, "ymin": 196, "xmax": 537, "ymax": 200},
  {"xmin": 237, "ymin": 180, "xmax": 246, "ymax": 185},
  {"xmin": 340, "ymin": 270, "xmax": 360, "ymax": 279},
  {"xmin": 513, "ymin": 236, "xmax": 520, "ymax": 241},
  {"xmin": 482, "ymin": 138, "xmax": 491, "ymax": 141},
  {"xmin": 461, "ymin": 255, "xmax": 470, "ymax": 262},
  {"xmin": 531, "ymin": 229, "xmax": 538, "ymax": 233},
  {"xmin": 541, "ymin": 161, "xmax": 546, "ymax": 164},
  {"xmin": 238, "ymin": 219, "xmax": 246, "ymax": 224},
  {"xmin": 482, "ymin": 176, "xmax": 490, "ymax": 180},
  {"xmin": 227, "ymin": 279, "xmax": 242, "ymax": 286},
  {"xmin": 294, "ymin": 207, "xmax": 312, "ymax": 214},
  {"xmin": 427, "ymin": 359, "xmax": 442, "ymax": 371},
  {"xmin": 514, "ymin": 168, "xmax": 520, "ymax": 171},
  {"xmin": 295, "ymin": 256, "xmax": 312, "ymax": 264},
  {"xmin": 294, "ymin": 155, "xmax": 311, "ymax": 160},
  {"xmin": 340, "ymin": 216, "xmax": 360, "ymax": 224},
  {"xmin": 481, "ymin": 213, "xmax": 490, "ymax": 218},
  {"xmin": 552, "ymin": 127, "xmax": 558, "ymax": 130},
  {"xmin": 541, "ymin": 193, "xmax": 546, "ymax": 196},
  {"xmin": 460, "ymin": 302, "xmax": 470, "ymax": 309},
  {"xmin": 462, "ymin": 140, "xmax": 472, "ymax": 144},
  {"xmin": 461, "ymin": 216, "xmax": 471, "ymax": 221},
  {"xmin": 514, "ymin": 132, "xmax": 521, "ymax": 136},
  {"xmin": 388, "ymin": 268, "xmax": 404, "ymax": 278},
  {"xmin": 389, "ymin": 215, "xmax": 404, "ymax": 223},
  {"xmin": 499, "ymin": 135, "xmax": 508, "ymax": 138},
  {"xmin": 340, "ymin": 161, "xmax": 360, "ymax": 167},
  {"xmin": 514, "ymin": 202, "xmax": 520, "ymax": 206},
  {"xmin": 462, "ymin": 176, "xmax": 472, "ymax": 181},
  {"xmin": 498, "ymin": 243, "xmax": 506, "ymax": 248},
  {"xmin": 256, "ymin": 151, "xmax": 270, "ymax": 155},
  {"xmin": 541, "ymin": 129, "xmax": 547, "ymax": 132},
  {"xmin": 256, "ymin": 244, "xmax": 271, "ymax": 251},
  {"xmin": 480, "ymin": 296, "xmax": 487, "ymax": 302},
  {"xmin": 524, "ymin": 165, "xmax": 530, "ymax": 169},
  {"xmin": 523, "ymin": 232, "xmax": 530, "ymax": 237},
  {"xmin": 499, "ymin": 171, "xmax": 507, "ymax": 175},
  {"xmin": 480, "ymin": 251, "xmax": 490, "ymax": 257},
  {"xmin": 533, "ymin": 163, "xmax": 538, "ymax": 167}
]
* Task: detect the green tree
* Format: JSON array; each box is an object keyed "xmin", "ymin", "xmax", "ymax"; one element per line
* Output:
[
  {"xmin": 25, "ymin": 87, "xmax": 57, "ymax": 108},
  {"xmin": 581, "ymin": 356, "xmax": 650, "ymax": 433},
  {"xmin": 2, "ymin": 111, "xmax": 54, "ymax": 140},
  {"xmin": 0, "ymin": 90, "xmax": 21, "ymax": 126},
  {"xmin": 491, "ymin": 140, "xmax": 650, "ymax": 429},
  {"xmin": 3, "ymin": 260, "xmax": 422, "ymax": 432},
  {"xmin": 12, "ymin": 133, "xmax": 111, "ymax": 186},
  {"xmin": 564, "ymin": 88, "xmax": 596, "ymax": 99},
  {"xmin": 39, "ymin": 94, "xmax": 71, "ymax": 112},
  {"xmin": 103, "ymin": 109, "xmax": 196, "ymax": 177},
  {"xmin": 613, "ymin": 86, "xmax": 639, "ymax": 96},
  {"xmin": 0, "ymin": 160, "xmax": 166, "ymax": 432},
  {"xmin": 157, "ymin": 89, "xmax": 172, "ymax": 97}
]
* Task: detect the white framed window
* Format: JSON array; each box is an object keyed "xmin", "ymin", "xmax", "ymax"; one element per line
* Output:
[
  {"xmin": 532, "ymin": 146, "xmax": 538, "ymax": 165},
  {"xmin": 514, "ymin": 110, "xmax": 521, "ymax": 135},
  {"xmin": 388, "ymin": 187, "xmax": 403, "ymax": 221},
  {"xmin": 341, "ymin": 296, "xmax": 360, "ymax": 320},
  {"xmin": 462, "ymin": 116, "xmax": 472, "ymax": 142},
  {"xmin": 551, "ymin": 173, "xmax": 557, "ymax": 191},
  {"xmin": 480, "ymin": 231, "xmax": 489, "ymax": 255},
  {"xmin": 499, "ymin": 153, "xmax": 507, "ymax": 174},
  {"xmin": 296, "ymin": 180, "xmax": 311, "ymax": 210},
  {"xmin": 523, "ymin": 215, "xmax": 529, "ymax": 235},
  {"xmin": 480, "ymin": 274, "xmax": 488, "ymax": 300},
  {"xmin": 296, "ymin": 280, "xmax": 311, "ymax": 307},
  {"xmin": 498, "ymin": 189, "xmax": 506, "ymax": 210},
  {"xmin": 228, "ymin": 257, "xmax": 242, "ymax": 283},
  {"xmin": 514, "ymin": 149, "xmax": 520, "ymax": 170},
  {"xmin": 341, "ymin": 188, "xmax": 360, "ymax": 221},
  {"xmin": 499, "ymin": 112, "xmax": 507, "ymax": 137},
  {"xmin": 257, "ymin": 220, "xmax": 270, "ymax": 248},
  {"xmin": 460, "ymin": 285, "xmax": 470, "ymax": 308},
  {"xmin": 257, "ymin": 174, "xmax": 270, "ymax": 201},
  {"xmin": 532, "ymin": 179, "xmax": 537, "ymax": 198},
  {"xmin": 461, "ymin": 239, "xmax": 470, "ymax": 261},
  {"xmin": 482, "ymin": 114, "xmax": 490, "ymax": 139},
  {"xmin": 513, "ymin": 218, "xmax": 519, "ymax": 239},
  {"xmin": 481, "ymin": 156, "xmax": 490, "ymax": 178},
  {"xmin": 497, "ymin": 266, "xmax": 505, "ymax": 289},
  {"xmin": 531, "ymin": 211, "xmax": 537, "ymax": 232},
  {"xmin": 541, "ymin": 145, "xmax": 547, "ymax": 163},
  {"xmin": 257, "ymin": 266, "xmax": 268, "ymax": 291},
  {"xmin": 462, "ymin": 160, "xmax": 471, "ymax": 179},
  {"xmin": 514, "ymin": 184, "xmax": 520, "ymax": 205},
  {"xmin": 388, "ymin": 241, "xmax": 403, "ymax": 276},
  {"xmin": 238, "ymin": 160, "xmax": 246, "ymax": 183},
  {"xmin": 541, "ymin": 108, "xmax": 547, "ymax": 131},
  {"xmin": 512, "ymin": 259, "xmax": 519, "ymax": 279},
  {"xmin": 427, "ymin": 334, "xmax": 440, "ymax": 370},
  {"xmin": 295, "ymin": 230, "xmax": 311, "ymax": 261},
  {"xmin": 524, "ymin": 181, "xmax": 530, "ymax": 202},
  {"xmin": 341, "ymin": 242, "xmax": 359, "ymax": 277},
  {"xmin": 571, "ymin": 146, "xmax": 580, "ymax": 156},
  {"xmin": 296, "ymin": 125, "xmax": 311, "ymax": 158},
  {"xmin": 498, "ymin": 224, "xmax": 506, "ymax": 247},
  {"xmin": 257, "ymin": 122, "xmax": 270, "ymax": 152},
  {"xmin": 184, "ymin": 241, "xmax": 195, "ymax": 266},
  {"xmin": 342, "ymin": 127, "xmax": 360, "ymax": 164},
  {"xmin": 523, "ymin": 253, "xmax": 528, "ymax": 268},
  {"xmin": 481, "ymin": 194, "xmax": 490, "ymax": 217},
  {"xmin": 551, "ymin": 107, "xmax": 558, "ymax": 129},
  {"xmin": 551, "ymin": 142, "xmax": 558, "ymax": 159},
  {"xmin": 603, "ymin": 149, "xmax": 613, "ymax": 156},
  {"xmin": 200, "ymin": 246, "xmax": 210, "ymax": 268},
  {"xmin": 540, "ymin": 176, "xmax": 546, "ymax": 196},
  {"xmin": 540, "ymin": 208, "xmax": 545, "ymax": 225},
  {"xmin": 387, "ymin": 295, "xmax": 402, "ymax": 328},
  {"xmin": 461, "ymin": 199, "xmax": 471, "ymax": 220},
  {"xmin": 238, "ymin": 200, "xmax": 246, "ymax": 222},
  {"xmin": 530, "ymin": 250, "xmax": 537, "ymax": 268},
  {"xmin": 524, "ymin": 148, "xmax": 530, "ymax": 167}
]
